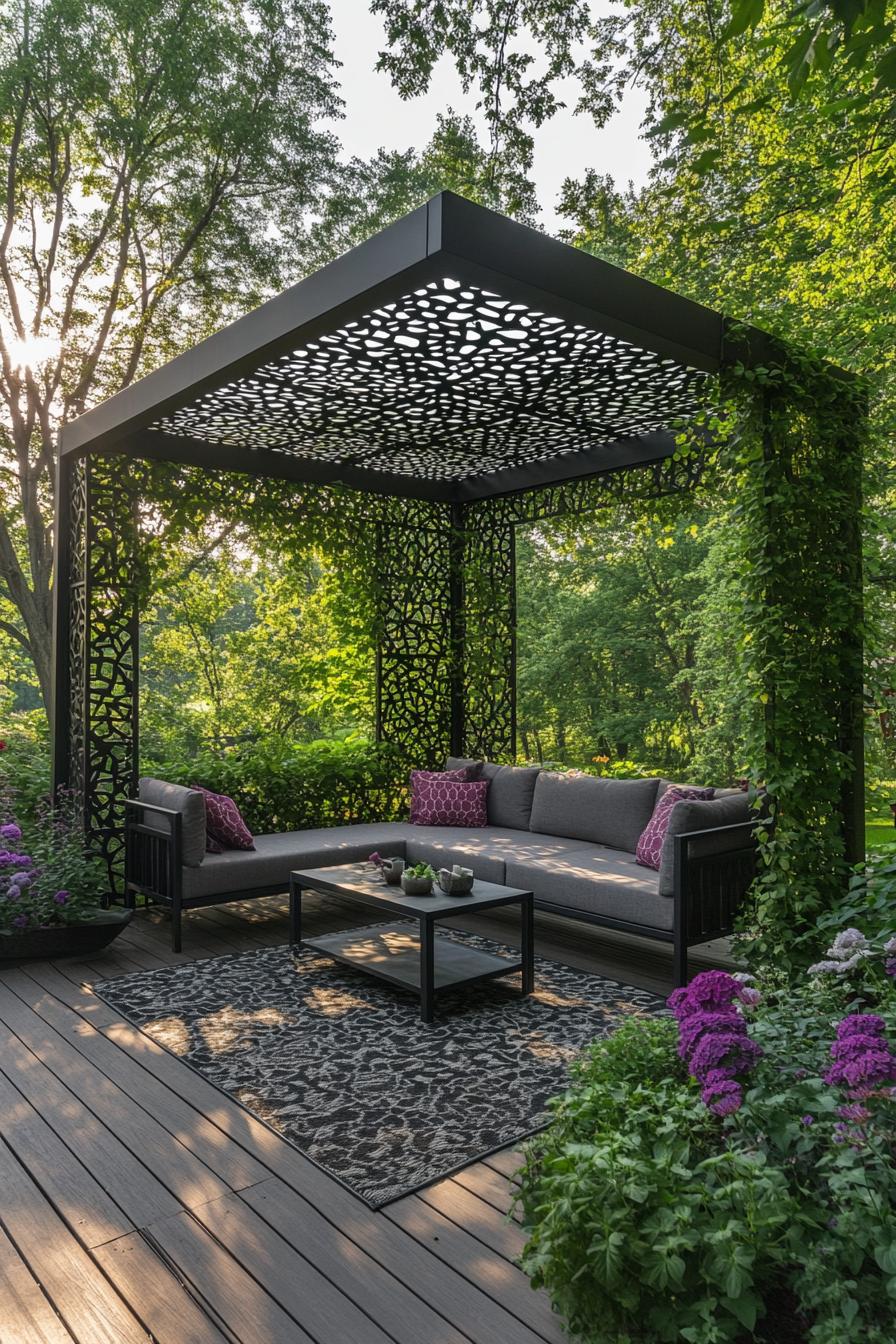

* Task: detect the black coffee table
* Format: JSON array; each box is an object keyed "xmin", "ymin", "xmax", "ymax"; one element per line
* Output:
[{"xmin": 289, "ymin": 864, "xmax": 535, "ymax": 1023}]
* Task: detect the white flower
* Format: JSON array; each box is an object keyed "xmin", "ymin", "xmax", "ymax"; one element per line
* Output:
[
  {"xmin": 808, "ymin": 960, "xmax": 843, "ymax": 975},
  {"xmin": 733, "ymin": 972, "xmax": 756, "ymax": 984},
  {"xmin": 884, "ymin": 936, "xmax": 896, "ymax": 956},
  {"xmin": 834, "ymin": 949, "xmax": 874, "ymax": 973},
  {"xmin": 826, "ymin": 928, "xmax": 869, "ymax": 960}
]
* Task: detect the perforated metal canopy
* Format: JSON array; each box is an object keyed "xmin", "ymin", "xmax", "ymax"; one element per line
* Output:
[{"xmin": 61, "ymin": 193, "xmax": 726, "ymax": 502}]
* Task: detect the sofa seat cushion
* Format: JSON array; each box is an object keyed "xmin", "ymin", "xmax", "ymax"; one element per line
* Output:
[
  {"xmin": 404, "ymin": 826, "xmax": 590, "ymax": 885},
  {"xmin": 181, "ymin": 823, "xmax": 411, "ymax": 902},
  {"xmin": 504, "ymin": 847, "xmax": 673, "ymax": 932}
]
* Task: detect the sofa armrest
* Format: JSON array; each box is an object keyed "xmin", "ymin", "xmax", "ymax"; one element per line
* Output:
[
  {"xmin": 672, "ymin": 821, "xmax": 759, "ymax": 985},
  {"xmin": 125, "ymin": 799, "xmax": 183, "ymax": 906}
]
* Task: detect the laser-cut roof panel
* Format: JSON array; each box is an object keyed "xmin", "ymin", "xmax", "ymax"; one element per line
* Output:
[
  {"xmin": 151, "ymin": 278, "xmax": 708, "ymax": 483},
  {"xmin": 61, "ymin": 194, "xmax": 728, "ymax": 500}
]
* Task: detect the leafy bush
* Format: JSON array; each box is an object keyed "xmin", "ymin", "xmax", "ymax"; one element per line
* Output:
[
  {"xmin": 0, "ymin": 789, "xmax": 109, "ymax": 934},
  {"xmin": 141, "ymin": 734, "xmax": 409, "ymax": 834},
  {"xmin": 517, "ymin": 955, "xmax": 896, "ymax": 1343}
]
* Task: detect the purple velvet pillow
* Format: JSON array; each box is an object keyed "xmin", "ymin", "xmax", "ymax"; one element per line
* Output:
[
  {"xmin": 191, "ymin": 785, "xmax": 255, "ymax": 851},
  {"xmin": 409, "ymin": 775, "xmax": 489, "ymax": 827},
  {"xmin": 636, "ymin": 786, "xmax": 714, "ymax": 870}
]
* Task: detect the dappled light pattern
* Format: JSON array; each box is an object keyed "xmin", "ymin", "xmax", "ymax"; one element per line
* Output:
[
  {"xmin": 96, "ymin": 926, "xmax": 662, "ymax": 1206},
  {"xmin": 152, "ymin": 278, "xmax": 707, "ymax": 482}
]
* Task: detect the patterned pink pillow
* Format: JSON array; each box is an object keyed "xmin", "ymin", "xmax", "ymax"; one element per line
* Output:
[
  {"xmin": 636, "ymin": 786, "xmax": 714, "ymax": 870},
  {"xmin": 408, "ymin": 768, "xmax": 471, "ymax": 821},
  {"xmin": 191, "ymin": 785, "xmax": 255, "ymax": 851},
  {"xmin": 409, "ymin": 775, "xmax": 489, "ymax": 827}
]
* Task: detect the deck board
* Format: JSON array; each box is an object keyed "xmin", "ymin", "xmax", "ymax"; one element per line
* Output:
[{"xmin": 0, "ymin": 891, "xmax": 716, "ymax": 1344}]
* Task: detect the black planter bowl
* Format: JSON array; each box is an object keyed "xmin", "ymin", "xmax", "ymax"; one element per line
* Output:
[{"xmin": 0, "ymin": 908, "xmax": 133, "ymax": 962}]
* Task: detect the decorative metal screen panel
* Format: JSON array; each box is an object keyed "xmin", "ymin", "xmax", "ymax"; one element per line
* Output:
[
  {"xmin": 66, "ymin": 457, "xmax": 143, "ymax": 878},
  {"xmin": 151, "ymin": 278, "xmax": 708, "ymax": 484}
]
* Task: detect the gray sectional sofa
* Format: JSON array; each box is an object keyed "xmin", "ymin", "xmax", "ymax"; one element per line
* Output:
[{"xmin": 125, "ymin": 764, "xmax": 759, "ymax": 983}]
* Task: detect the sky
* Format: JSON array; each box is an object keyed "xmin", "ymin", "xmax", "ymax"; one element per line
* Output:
[{"xmin": 328, "ymin": 1, "xmax": 654, "ymax": 232}]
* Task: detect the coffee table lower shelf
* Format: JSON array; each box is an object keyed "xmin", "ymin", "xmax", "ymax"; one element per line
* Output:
[{"xmin": 301, "ymin": 921, "xmax": 523, "ymax": 1002}]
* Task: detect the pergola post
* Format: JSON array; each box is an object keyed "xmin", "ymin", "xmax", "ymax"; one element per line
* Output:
[{"xmin": 51, "ymin": 451, "xmax": 142, "ymax": 880}]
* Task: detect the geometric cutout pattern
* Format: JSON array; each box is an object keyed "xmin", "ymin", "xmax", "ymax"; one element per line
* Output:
[
  {"xmin": 152, "ymin": 278, "xmax": 708, "ymax": 483},
  {"xmin": 65, "ymin": 444, "xmax": 703, "ymax": 878}
]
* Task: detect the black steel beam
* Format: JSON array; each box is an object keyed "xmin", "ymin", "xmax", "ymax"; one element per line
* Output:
[{"xmin": 431, "ymin": 193, "xmax": 724, "ymax": 374}]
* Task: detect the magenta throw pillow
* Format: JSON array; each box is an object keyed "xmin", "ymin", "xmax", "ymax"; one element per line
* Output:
[
  {"xmin": 636, "ymin": 786, "xmax": 714, "ymax": 870},
  {"xmin": 191, "ymin": 785, "xmax": 255, "ymax": 851},
  {"xmin": 409, "ymin": 775, "xmax": 489, "ymax": 827},
  {"xmin": 408, "ymin": 767, "xmax": 471, "ymax": 822}
]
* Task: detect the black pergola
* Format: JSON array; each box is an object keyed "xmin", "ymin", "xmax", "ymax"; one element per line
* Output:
[{"xmin": 51, "ymin": 192, "xmax": 865, "ymax": 880}]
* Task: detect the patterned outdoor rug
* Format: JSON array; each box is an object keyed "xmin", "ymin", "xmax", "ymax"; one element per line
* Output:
[{"xmin": 96, "ymin": 924, "xmax": 664, "ymax": 1207}]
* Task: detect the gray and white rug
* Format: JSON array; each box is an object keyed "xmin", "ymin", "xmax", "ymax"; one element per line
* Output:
[{"xmin": 96, "ymin": 923, "xmax": 663, "ymax": 1206}]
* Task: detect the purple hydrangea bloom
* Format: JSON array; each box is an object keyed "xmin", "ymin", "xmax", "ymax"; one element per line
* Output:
[
  {"xmin": 676, "ymin": 1010, "xmax": 744, "ymax": 1060},
  {"xmin": 824, "ymin": 1016, "xmax": 896, "ymax": 1095},
  {"xmin": 737, "ymin": 986, "xmax": 762, "ymax": 1007},
  {"xmin": 53, "ymin": 890, "xmax": 69, "ymax": 905},
  {"xmin": 689, "ymin": 1030, "xmax": 764, "ymax": 1083},
  {"xmin": 11, "ymin": 913, "xmax": 28, "ymax": 928},
  {"xmin": 884, "ymin": 937, "xmax": 896, "ymax": 956},
  {"xmin": 701, "ymin": 1075, "xmax": 743, "ymax": 1117},
  {"xmin": 668, "ymin": 970, "xmax": 743, "ymax": 1019},
  {"xmin": 836, "ymin": 1015, "xmax": 885, "ymax": 1039},
  {"xmin": 0, "ymin": 822, "xmax": 22, "ymax": 842},
  {"xmin": 801, "ymin": 1115, "xmax": 814, "ymax": 1126}
]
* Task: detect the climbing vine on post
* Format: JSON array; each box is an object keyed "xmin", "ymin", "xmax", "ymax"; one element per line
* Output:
[{"xmin": 717, "ymin": 324, "xmax": 867, "ymax": 971}]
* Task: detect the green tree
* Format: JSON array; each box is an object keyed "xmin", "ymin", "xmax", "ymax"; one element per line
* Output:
[{"xmin": 0, "ymin": 0, "xmax": 340, "ymax": 710}]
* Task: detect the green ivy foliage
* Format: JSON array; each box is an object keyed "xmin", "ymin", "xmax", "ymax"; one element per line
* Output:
[{"xmin": 713, "ymin": 334, "xmax": 867, "ymax": 970}]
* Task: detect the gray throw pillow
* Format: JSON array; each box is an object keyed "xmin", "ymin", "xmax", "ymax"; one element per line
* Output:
[
  {"xmin": 657, "ymin": 792, "xmax": 754, "ymax": 896},
  {"xmin": 445, "ymin": 758, "xmax": 541, "ymax": 828},
  {"xmin": 529, "ymin": 773, "xmax": 660, "ymax": 853},
  {"xmin": 138, "ymin": 777, "xmax": 207, "ymax": 868}
]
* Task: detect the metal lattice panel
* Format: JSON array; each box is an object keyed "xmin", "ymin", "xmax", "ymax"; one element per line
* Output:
[
  {"xmin": 151, "ymin": 278, "xmax": 707, "ymax": 483},
  {"xmin": 82, "ymin": 458, "xmax": 143, "ymax": 877}
]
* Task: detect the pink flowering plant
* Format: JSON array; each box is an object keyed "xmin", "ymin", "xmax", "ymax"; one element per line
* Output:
[
  {"xmin": 517, "ymin": 953, "xmax": 896, "ymax": 1343},
  {"xmin": 0, "ymin": 779, "xmax": 108, "ymax": 935}
]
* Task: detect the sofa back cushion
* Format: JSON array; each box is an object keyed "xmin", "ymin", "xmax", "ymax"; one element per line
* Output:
[
  {"xmin": 657, "ymin": 792, "xmax": 754, "ymax": 896},
  {"xmin": 138, "ymin": 778, "xmax": 207, "ymax": 868},
  {"xmin": 528, "ymin": 772, "xmax": 660, "ymax": 853},
  {"xmin": 446, "ymin": 758, "xmax": 541, "ymax": 830}
]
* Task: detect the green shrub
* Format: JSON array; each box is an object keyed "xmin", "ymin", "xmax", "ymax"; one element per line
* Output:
[
  {"xmin": 517, "ymin": 963, "xmax": 896, "ymax": 1344},
  {"xmin": 141, "ymin": 734, "xmax": 408, "ymax": 833}
]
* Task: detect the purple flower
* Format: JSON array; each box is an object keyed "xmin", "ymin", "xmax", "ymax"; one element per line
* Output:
[
  {"xmin": 837, "ymin": 1015, "xmax": 885, "ymax": 1039},
  {"xmin": 884, "ymin": 937, "xmax": 896, "ymax": 956},
  {"xmin": 885, "ymin": 958, "xmax": 896, "ymax": 980},
  {"xmin": 801, "ymin": 1114, "xmax": 814, "ymax": 1126},
  {"xmin": 677, "ymin": 1010, "xmax": 744, "ymax": 1060},
  {"xmin": 701, "ymin": 1075, "xmax": 743, "ymax": 1117},
  {"xmin": 825, "ymin": 1015, "xmax": 896, "ymax": 1095},
  {"xmin": 738, "ymin": 986, "xmax": 762, "ymax": 1007},
  {"xmin": 53, "ymin": 890, "xmax": 69, "ymax": 905},
  {"xmin": 689, "ymin": 1030, "xmax": 764, "ymax": 1083},
  {"xmin": 668, "ymin": 970, "xmax": 744, "ymax": 1018},
  {"xmin": 11, "ymin": 913, "xmax": 28, "ymax": 928},
  {"xmin": 0, "ymin": 822, "xmax": 22, "ymax": 842}
]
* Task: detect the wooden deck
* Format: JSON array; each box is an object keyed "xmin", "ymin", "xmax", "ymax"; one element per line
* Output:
[{"xmin": 0, "ymin": 893, "xmax": 728, "ymax": 1344}]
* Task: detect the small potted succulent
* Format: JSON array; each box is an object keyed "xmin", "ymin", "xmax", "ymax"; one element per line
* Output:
[
  {"xmin": 400, "ymin": 862, "xmax": 438, "ymax": 896},
  {"xmin": 0, "ymin": 776, "xmax": 131, "ymax": 960}
]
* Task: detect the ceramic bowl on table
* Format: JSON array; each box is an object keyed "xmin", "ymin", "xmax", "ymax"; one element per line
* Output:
[
  {"xmin": 437, "ymin": 869, "xmax": 474, "ymax": 896},
  {"xmin": 400, "ymin": 872, "xmax": 434, "ymax": 896}
]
